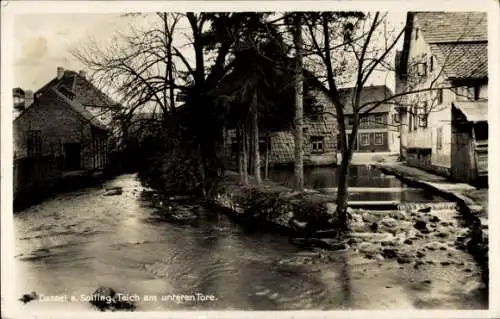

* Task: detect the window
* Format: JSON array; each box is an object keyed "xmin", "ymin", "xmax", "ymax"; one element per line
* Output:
[
  {"xmin": 310, "ymin": 136, "xmax": 324, "ymax": 153},
  {"xmin": 27, "ymin": 130, "xmax": 42, "ymax": 156},
  {"xmin": 419, "ymin": 115, "xmax": 428, "ymax": 128},
  {"xmin": 417, "ymin": 63, "xmax": 427, "ymax": 77},
  {"xmin": 437, "ymin": 88, "xmax": 444, "ymax": 104},
  {"xmin": 360, "ymin": 133, "xmax": 370, "ymax": 146},
  {"xmin": 421, "ymin": 100, "xmax": 428, "ymax": 114},
  {"xmin": 415, "ymin": 27, "xmax": 420, "ymax": 40},
  {"xmin": 231, "ymin": 137, "xmax": 238, "ymax": 156},
  {"xmin": 374, "ymin": 133, "xmax": 384, "ymax": 145},
  {"xmin": 259, "ymin": 137, "xmax": 271, "ymax": 153},
  {"xmin": 456, "ymin": 86, "xmax": 476, "ymax": 101},
  {"xmin": 374, "ymin": 114, "xmax": 384, "ymax": 125},
  {"xmin": 430, "ymin": 56, "xmax": 434, "ymax": 72},
  {"xmin": 473, "ymin": 86, "xmax": 481, "ymax": 100},
  {"xmin": 347, "ymin": 116, "xmax": 354, "ymax": 126},
  {"xmin": 393, "ymin": 113, "xmax": 400, "ymax": 123},
  {"xmin": 436, "ymin": 127, "xmax": 443, "ymax": 150},
  {"xmin": 312, "ymin": 104, "xmax": 324, "ymax": 114}
]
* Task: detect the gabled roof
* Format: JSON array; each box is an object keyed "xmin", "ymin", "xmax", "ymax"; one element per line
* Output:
[
  {"xmin": 338, "ymin": 85, "xmax": 394, "ymax": 115},
  {"xmin": 398, "ymin": 12, "xmax": 488, "ymax": 80},
  {"xmin": 429, "ymin": 42, "xmax": 487, "ymax": 79},
  {"xmin": 415, "ymin": 12, "xmax": 487, "ymax": 43},
  {"xmin": 30, "ymin": 69, "xmax": 121, "ymax": 129},
  {"xmin": 42, "ymin": 88, "xmax": 108, "ymax": 131}
]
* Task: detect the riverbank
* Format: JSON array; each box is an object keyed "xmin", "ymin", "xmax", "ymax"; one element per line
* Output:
[
  {"xmin": 373, "ymin": 162, "xmax": 489, "ymax": 285},
  {"xmin": 13, "ymin": 169, "xmax": 120, "ymax": 212}
]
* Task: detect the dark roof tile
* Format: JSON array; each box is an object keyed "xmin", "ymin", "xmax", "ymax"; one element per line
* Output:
[
  {"xmin": 338, "ymin": 85, "xmax": 394, "ymax": 114},
  {"xmin": 415, "ymin": 12, "xmax": 487, "ymax": 43},
  {"xmin": 430, "ymin": 42, "xmax": 487, "ymax": 79}
]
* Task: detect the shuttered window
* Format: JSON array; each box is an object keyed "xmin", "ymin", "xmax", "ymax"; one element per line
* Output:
[
  {"xmin": 27, "ymin": 130, "xmax": 42, "ymax": 156},
  {"xmin": 436, "ymin": 127, "xmax": 443, "ymax": 150}
]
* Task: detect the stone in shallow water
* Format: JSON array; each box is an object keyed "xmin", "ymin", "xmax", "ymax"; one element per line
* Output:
[
  {"xmin": 397, "ymin": 256, "xmax": 412, "ymax": 264},
  {"xmin": 362, "ymin": 213, "xmax": 380, "ymax": 224},
  {"xmin": 380, "ymin": 217, "xmax": 398, "ymax": 228},
  {"xmin": 19, "ymin": 292, "xmax": 38, "ymax": 304},
  {"xmin": 382, "ymin": 248, "xmax": 398, "ymax": 259},
  {"xmin": 89, "ymin": 287, "xmax": 136, "ymax": 312},
  {"xmin": 357, "ymin": 242, "xmax": 380, "ymax": 255},
  {"xmin": 389, "ymin": 210, "xmax": 408, "ymax": 220},
  {"xmin": 429, "ymin": 215, "xmax": 440, "ymax": 223},
  {"xmin": 414, "ymin": 220, "xmax": 427, "ymax": 231}
]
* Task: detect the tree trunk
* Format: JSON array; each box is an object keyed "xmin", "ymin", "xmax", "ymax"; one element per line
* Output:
[
  {"xmin": 237, "ymin": 124, "xmax": 244, "ymax": 182},
  {"xmin": 293, "ymin": 14, "xmax": 304, "ymax": 192},
  {"xmin": 335, "ymin": 118, "xmax": 360, "ymax": 231},
  {"xmin": 264, "ymin": 136, "xmax": 269, "ymax": 180},
  {"xmin": 242, "ymin": 125, "xmax": 249, "ymax": 186},
  {"xmin": 251, "ymin": 90, "xmax": 262, "ymax": 185}
]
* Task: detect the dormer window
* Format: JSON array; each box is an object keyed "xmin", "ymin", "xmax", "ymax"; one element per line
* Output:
[{"xmin": 417, "ymin": 62, "xmax": 427, "ymax": 77}]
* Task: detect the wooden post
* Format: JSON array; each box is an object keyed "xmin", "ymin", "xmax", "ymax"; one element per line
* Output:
[{"xmin": 265, "ymin": 136, "xmax": 269, "ymax": 180}]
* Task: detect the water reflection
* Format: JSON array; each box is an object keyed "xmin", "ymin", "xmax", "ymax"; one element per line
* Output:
[
  {"xmin": 267, "ymin": 166, "xmax": 443, "ymax": 202},
  {"xmin": 268, "ymin": 166, "xmax": 402, "ymax": 189}
]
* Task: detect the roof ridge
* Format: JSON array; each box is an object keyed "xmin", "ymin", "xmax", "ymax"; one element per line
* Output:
[
  {"xmin": 428, "ymin": 40, "xmax": 488, "ymax": 45},
  {"xmin": 50, "ymin": 87, "xmax": 108, "ymax": 131}
]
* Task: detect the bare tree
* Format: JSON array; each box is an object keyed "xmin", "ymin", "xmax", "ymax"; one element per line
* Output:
[
  {"xmin": 73, "ymin": 12, "xmax": 265, "ymax": 196},
  {"xmin": 298, "ymin": 11, "xmax": 485, "ymax": 231}
]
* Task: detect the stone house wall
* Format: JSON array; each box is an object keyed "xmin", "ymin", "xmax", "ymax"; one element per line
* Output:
[{"xmin": 13, "ymin": 89, "xmax": 108, "ymax": 171}]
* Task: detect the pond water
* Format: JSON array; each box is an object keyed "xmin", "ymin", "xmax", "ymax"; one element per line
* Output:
[{"xmin": 267, "ymin": 166, "xmax": 444, "ymax": 202}]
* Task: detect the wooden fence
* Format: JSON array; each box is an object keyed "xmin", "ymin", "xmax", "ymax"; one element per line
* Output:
[{"xmin": 13, "ymin": 156, "xmax": 62, "ymax": 200}]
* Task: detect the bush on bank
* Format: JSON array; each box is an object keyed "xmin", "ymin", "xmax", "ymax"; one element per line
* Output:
[{"xmin": 211, "ymin": 173, "xmax": 339, "ymax": 235}]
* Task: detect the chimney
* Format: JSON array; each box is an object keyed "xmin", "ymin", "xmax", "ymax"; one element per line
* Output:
[
  {"xmin": 24, "ymin": 90, "xmax": 34, "ymax": 108},
  {"xmin": 57, "ymin": 66, "xmax": 64, "ymax": 79},
  {"xmin": 79, "ymin": 70, "xmax": 87, "ymax": 79}
]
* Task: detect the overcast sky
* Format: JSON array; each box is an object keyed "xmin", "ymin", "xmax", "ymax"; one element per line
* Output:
[{"xmin": 13, "ymin": 12, "xmax": 406, "ymax": 92}]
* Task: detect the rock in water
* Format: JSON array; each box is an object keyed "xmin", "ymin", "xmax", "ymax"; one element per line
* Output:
[
  {"xmin": 380, "ymin": 217, "xmax": 398, "ymax": 228},
  {"xmin": 418, "ymin": 207, "xmax": 431, "ymax": 213},
  {"xmin": 103, "ymin": 188, "xmax": 123, "ymax": 196},
  {"xmin": 19, "ymin": 291, "xmax": 38, "ymax": 304},
  {"xmin": 414, "ymin": 220, "xmax": 427, "ymax": 231},
  {"xmin": 90, "ymin": 287, "xmax": 136, "ymax": 312}
]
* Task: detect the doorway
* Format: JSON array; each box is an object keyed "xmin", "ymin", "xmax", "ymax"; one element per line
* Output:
[{"xmin": 64, "ymin": 143, "xmax": 81, "ymax": 170}]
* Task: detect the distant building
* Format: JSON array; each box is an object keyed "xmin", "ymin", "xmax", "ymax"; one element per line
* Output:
[
  {"xmin": 337, "ymin": 85, "xmax": 400, "ymax": 155},
  {"xmin": 13, "ymin": 66, "xmax": 122, "ymax": 171},
  {"xmin": 13, "ymin": 87, "xmax": 34, "ymax": 119},
  {"xmin": 396, "ymin": 12, "xmax": 487, "ymax": 182},
  {"xmin": 223, "ymin": 83, "xmax": 339, "ymax": 168}
]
